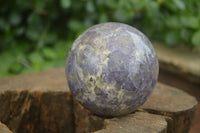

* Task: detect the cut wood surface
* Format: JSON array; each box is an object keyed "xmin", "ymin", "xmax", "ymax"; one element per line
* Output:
[
  {"xmin": 0, "ymin": 68, "xmax": 69, "ymax": 92},
  {"xmin": 0, "ymin": 68, "xmax": 73, "ymax": 133},
  {"xmin": 73, "ymin": 99, "xmax": 105, "ymax": 133},
  {"xmin": 141, "ymin": 83, "xmax": 197, "ymax": 133},
  {"xmin": 94, "ymin": 112, "xmax": 167, "ymax": 133},
  {"xmin": 153, "ymin": 42, "xmax": 200, "ymax": 84},
  {"xmin": 0, "ymin": 68, "xmax": 198, "ymax": 133},
  {"xmin": 0, "ymin": 122, "xmax": 13, "ymax": 133}
]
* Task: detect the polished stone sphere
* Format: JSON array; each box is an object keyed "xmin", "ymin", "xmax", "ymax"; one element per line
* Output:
[{"xmin": 66, "ymin": 22, "xmax": 159, "ymax": 117}]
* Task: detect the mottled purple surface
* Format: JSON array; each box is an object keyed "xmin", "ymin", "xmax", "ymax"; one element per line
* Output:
[{"xmin": 66, "ymin": 22, "xmax": 159, "ymax": 117}]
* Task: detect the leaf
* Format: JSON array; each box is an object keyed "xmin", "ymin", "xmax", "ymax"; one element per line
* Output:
[
  {"xmin": 192, "ymin": 31, "xmax": 200, "ymax": 46},
  {"xmin": 60, "ymin": 0, "xmax": 71, "ymax": 9},
  {"xmin": 42, "ymin": 47, "xmax": 57, "ymax": 60},
  {"xmin": 181, "ymin": 16, "xmax": 199, "ymax": 29},
  {"xmin": 0, "ymin": 52, "xmax": 14, "ymax": 75},
  {"xmin": 0, "ymin": 19, "xmax": 10, "ymax": 31},
  {"xmin": 9, "ymin": 13, "xmax": 21, "ymax": 26},
  {"xmin": 86, "ymin": 1, "xmax": 95, "ymax": 13},
  {"xmin": 165, "ymin": 16, "xmax": 180, "ymax": 29},
  {"xmin": 114, "ymin": 8, "xmax": 134, "ymax": 22},
  {"xmin": 42, "ymin": 61, "xmax": 55, "ymax": 69},
  {"xmin": 173, "ymin": 0, "xmax": 185, "ymax": 10},
  {"xmin": 146, "ymin": 1, "xmax": 159, "ymax": 17},
  {"xmin": 44, "ymin": 32, "xmax": 57, "ymax": 44},
  {"xmin": 68, "ymin": 19, "xmax": 83, "ymax": 31},
  {"xmin": 9, "ymin": 62, "xmax": 22, "ymax": 73},
  {"xmin": 99, "ymin": 13, "xmax": 108, "ymax": 23},
  {"xmin": 35, "ymin": 0, "xmax": 45, "ymax": 10},
  {"xmin": 105, "ymin": 0, "xmax": 118, "ymax": 9},
  {"xmin": 29, "ymin": 52, "xmax": 44, "ymax": 71},
  {"xmin": 181, "ymin": 28, "xmax": 192, "ymax": 42},
  {"xmin": 21, "ymin": 68, "xmax": 34, "ymax": 74},
  {"xmin": 16, "ymin": 27, "xmax": 25, "ymax": 36},
  {"xmin": 165, "ymin": 31, "xmax": 180, "ymax": 46},
  {"xmin": 26, "ymin": 28, "xmax": 40, "ymax": 41}
]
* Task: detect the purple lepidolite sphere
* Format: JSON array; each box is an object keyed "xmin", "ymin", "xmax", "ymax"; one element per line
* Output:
[{"xmin": 66, "ymin": 22, "xmax": 159, "ymax": 117}]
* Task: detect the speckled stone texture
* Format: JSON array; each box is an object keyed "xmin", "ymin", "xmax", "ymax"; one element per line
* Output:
[{"xmin": 66, "ymin": 22, "xmax": 159, "ymax": 117}]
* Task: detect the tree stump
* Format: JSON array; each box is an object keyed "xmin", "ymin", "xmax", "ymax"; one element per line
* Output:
[
  {"xmin": 141, "ymin": 83, "xmax": 197, "ymax": 133},
  {"xmin": 0, "ymin": 68, "xmax": 73, "ymax": 133},
  {"xmin": 73, "ymin": 98, "xmax": 105, "ymax": 133},
  {"xmin": 0, "ymin": 68, "xmax": 197, "ymax": 133},
  {"xmin": 94, "ymin": 112, "xmax": 167, "ymax": 133},
  {"xmin": 0, "ymin": 122, "xmax": 12, "ymax": 133}
]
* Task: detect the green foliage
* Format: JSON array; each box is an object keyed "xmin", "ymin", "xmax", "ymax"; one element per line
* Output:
[
  {"xmin": 0, "ymin": 0, "xmax": 200, "ymax": 78},
  {"xmin": 192, "ymin": 31, "xmax": 200, "ymax": 46}
]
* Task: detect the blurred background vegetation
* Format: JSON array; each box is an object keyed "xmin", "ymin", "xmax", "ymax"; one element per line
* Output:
[{"xmin": 0, "ymin": 0, "xmax": 200, "ymax": 78}]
